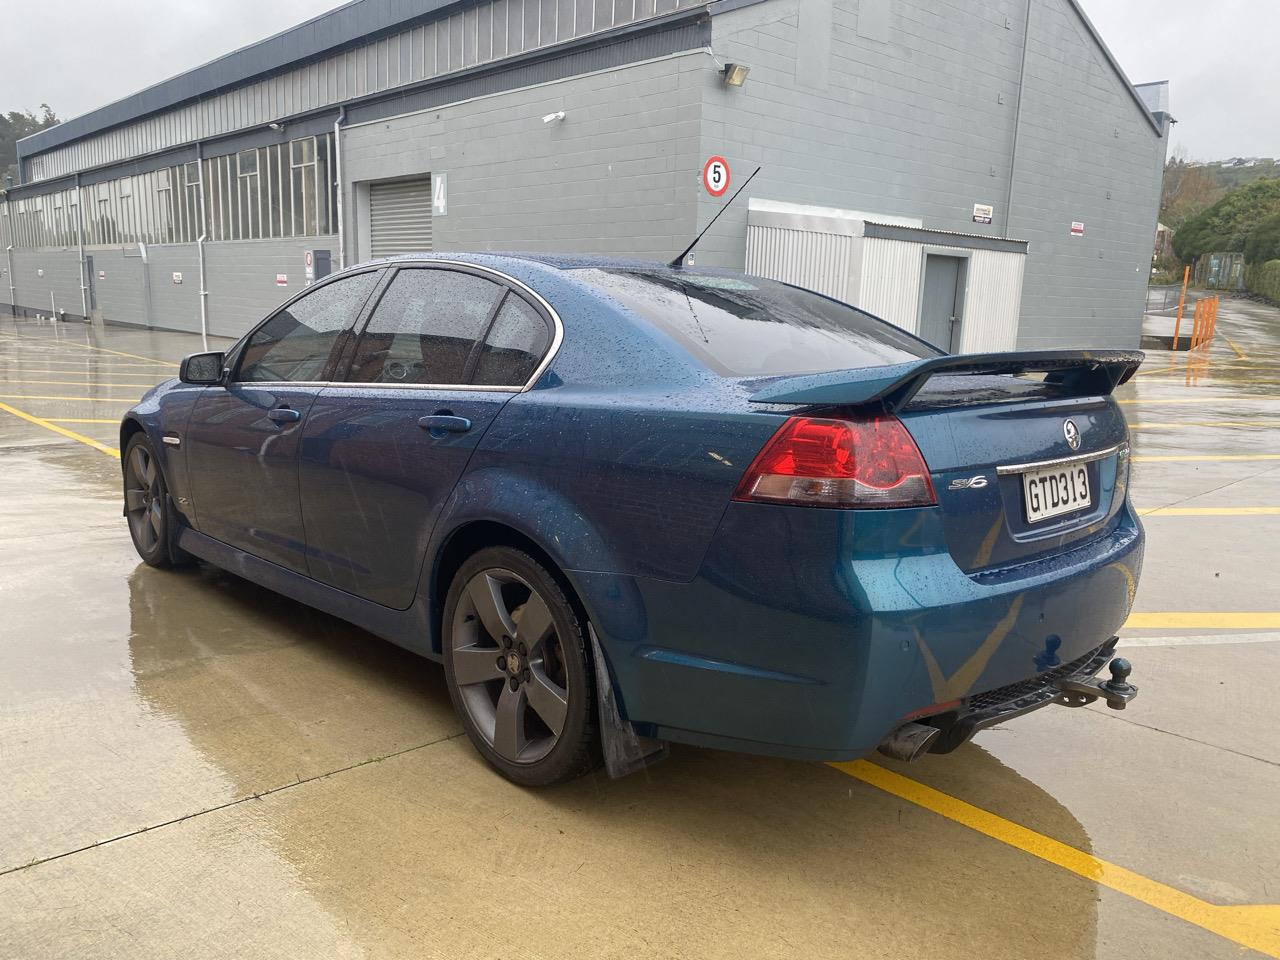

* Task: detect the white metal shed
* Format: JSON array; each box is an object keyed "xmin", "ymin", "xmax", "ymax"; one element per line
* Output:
[{"xmin": 745, "ymin": 199, "xmax": 1029, "ymax": 353}]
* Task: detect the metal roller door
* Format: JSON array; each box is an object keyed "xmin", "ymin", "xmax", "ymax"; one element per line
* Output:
[{"xmin": 369, "ymin": 176, "xmax": 432, "ymax": 257}]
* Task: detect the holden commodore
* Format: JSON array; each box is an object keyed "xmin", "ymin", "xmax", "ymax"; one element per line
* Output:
[{"xmin": 120, "ymin": 253, "xmax": 1142, "ymax": 786}]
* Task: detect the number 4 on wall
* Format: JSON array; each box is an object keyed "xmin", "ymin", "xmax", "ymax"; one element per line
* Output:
[{"xmin": 433, "ymin": 173, "xmax": 448, "ymax": 216}]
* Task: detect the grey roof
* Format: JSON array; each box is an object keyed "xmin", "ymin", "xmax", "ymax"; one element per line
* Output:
[
  {"xmin": 20, "ymin": 0, "xmax": 1162, "ymax": 163},
  {"xmin": 18, "ymin": 0, "xmax": 466, "ymax": 159}
]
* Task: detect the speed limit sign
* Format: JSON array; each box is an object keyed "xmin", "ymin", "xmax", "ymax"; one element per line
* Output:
[{"xmin": 702, "ymin": 156, "xmax": 730, "ymax": 197}]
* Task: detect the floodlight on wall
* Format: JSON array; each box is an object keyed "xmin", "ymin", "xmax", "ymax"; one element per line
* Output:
[
  {"xmin": 269, "ymin": 122, "xmax": 285, "ymax": 132},
  {"xmin": 542, "ymin": 111, "xmax": 566, "ymax": 124},
  {"xmin": 721, "ymin": 63, "xmax": 750, "ymax": 87}
]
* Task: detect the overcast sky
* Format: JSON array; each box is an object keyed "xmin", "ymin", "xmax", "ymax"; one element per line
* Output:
[{"xmin": 2, "ymin": 0, "xmax": 1277, "ymax": 161}]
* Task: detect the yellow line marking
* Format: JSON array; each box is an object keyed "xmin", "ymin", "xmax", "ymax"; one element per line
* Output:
[
  {"xmin": 1130, "ymin": 421, "xmax": 1276, "ymax": 430},
  {"xmin": 0, "ymin": 393, "xmax": 136, "ymax": 404},
  {"xmin": 0, "ymin": 358, "xmax": 172, "ymax": 366},
  {"xmin": 0, "ymin": 368, "xmax": 173, "ymax": 378},
  {"xmin": 1135, "ymin": 363, "xmax": 1180, "ymax": 377},
  {"xmin": 1132, "ymin": 454, "xmax": 1280, "ymax": 462},
  {"xmin": 1222, "ymin": 334, "xmax": 1249, "ymax": 361},
  {"xmin": 1118, "ymin": 396, "xmax": 1278, "ymax": 405},
  {"xmin": 0, "ymin": 333, "xmax": 174, "ymax": 365},
  {"xmin": 1136, "ymin": 378, "xmax": 1280, "ymax": 386},
  {"xmin": 44, "ymin": 418, "xmax": 121, "ymax": 424},
  {"xmin": 832, "ymin": 760, "xmax": 1280, "ymax": 958},
  {"xmin": 1137, "ymin": 506, "xmax": 1280, "ymax": 517},
  {"xmin": 0, "ymin": 401, "xmax": 120, "ymax": 458},
  {"xmin": 0, "ymin": 379, "xmax": 160, "ymax": 389},
  {"xmin": 1126, "ymin": 612, "xmax": 1280, "ymax": 629}
]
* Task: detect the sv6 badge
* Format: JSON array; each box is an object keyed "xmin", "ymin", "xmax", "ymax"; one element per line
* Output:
[{"xmin": 948, "ymin": 475, "xmax": 989, "ymax": 490}]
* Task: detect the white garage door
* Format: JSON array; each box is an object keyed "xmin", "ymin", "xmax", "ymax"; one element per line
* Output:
[{"xmin": 369, "ymin": 176, "xmax": 432, "ymax": 258}]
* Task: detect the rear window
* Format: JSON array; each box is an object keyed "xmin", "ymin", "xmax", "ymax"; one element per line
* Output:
[{"xmin": 574, "ymin": 269, "xmax": 941, "ymax": 377}]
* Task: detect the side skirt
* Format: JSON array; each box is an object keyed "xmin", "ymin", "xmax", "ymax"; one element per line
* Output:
[{"xmin": 176, "ymin": 527, "xmax": 437, "ymax": 659}]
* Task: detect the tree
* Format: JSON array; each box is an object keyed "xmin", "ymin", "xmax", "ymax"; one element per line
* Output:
[
  {"xmin": 1160, "ymin": 154, "xmax": 1224, "ymax": 232},
  {"xmin": 0, "ymin": 105, "xmax": 60, "ymax": 185},
  {"xmin": 1244, "ymin": 212, "xmax": 1280, "ymax": 265},
  {"xmin": 1172, "ymin": 178, "xmax": 1280, "ymax": 263}
]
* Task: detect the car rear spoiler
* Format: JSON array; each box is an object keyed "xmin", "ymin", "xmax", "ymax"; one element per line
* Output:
[{"xmin": 746, "ymin": 350, "xmax": 1145, "ymax": 411}]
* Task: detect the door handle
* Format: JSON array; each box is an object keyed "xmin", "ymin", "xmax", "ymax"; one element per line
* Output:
[
  {"xmin": 418, "ymin": 415, "xmax": 472, "ymax": 434},
  {"xmin": 267, "ymin": 407, "xmax": 302, "ymax": 423}
]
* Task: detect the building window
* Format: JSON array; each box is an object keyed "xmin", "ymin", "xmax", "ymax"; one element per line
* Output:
[
  {"xmin": 238, "ymin": 149, "xmax": 260, "ymax": 240},
  {"xmin": 7, "ymin": 132, "xmax": 335, "ymax": 250}
]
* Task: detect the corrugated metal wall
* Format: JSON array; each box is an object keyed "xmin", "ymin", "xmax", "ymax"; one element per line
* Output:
[
  {"xmin": 858, "ymin": 238, "xmax": 922, "ymax": 334},
  {"xmin": 744, "ymin": 224, "xmax": 853, "ymax": 301},
  {"xmin": 25, "ymin": 0, "xmax": 699, "ymax": 183},
  {"xmin": 959, "ymin": 249, "xmax": 1025, "ymax": 353}
]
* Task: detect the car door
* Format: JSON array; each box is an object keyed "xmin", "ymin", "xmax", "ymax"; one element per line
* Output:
[
  {"xmin": 298, "ymin": 263, "xmax": 554, "ymax": 608},
  {"xmin": 184, "ymin": 269, "xmax": 382, "ymax": 574}
]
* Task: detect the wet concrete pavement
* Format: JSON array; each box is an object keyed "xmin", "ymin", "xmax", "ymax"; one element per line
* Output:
[{"xmin": 2, "ymin": 302, "xmax": 1279, "ymax": 959}]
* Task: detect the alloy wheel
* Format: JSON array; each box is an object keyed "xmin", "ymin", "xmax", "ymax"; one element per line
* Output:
[
  {"xmin": 125, "ymin": 443, "xmax": 163, "ymax": 554},
  {"xmin": 450, "ymin": 568, "xmax": 571, "ymax": 764}
]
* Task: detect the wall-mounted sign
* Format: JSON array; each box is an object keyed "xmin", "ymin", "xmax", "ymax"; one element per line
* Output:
[
  {"xmin": 702, "ymin": 156, "xmax": 730, "ymax": 197},
  {"xmin": 972, "ymin": 203, "xmax": 994, "ymax": 225},
  {"xmin": 433, "ymin": 172, "xmax": 448, "ymax": 216},
  {"xmin": 1070, "ymin": 221, "xmax": 1086, "ymax": 237},
  {"xmin": 97, "ymin": 270, "xmax": 106, "ymax": 280},
  {"xmin": 37, "ymin": 268, "xmax": 44, "ymax": 278},
  {"xmin": 276, "ymin": 274, "xmax": 288, "ymax": 286},
  {"xmin": 172, "ymin": 272, "xmax": 183, "ymax": 284},
  {"xmin": 304, "ymin": 250, "xmax": 314, "ymax": 284}
]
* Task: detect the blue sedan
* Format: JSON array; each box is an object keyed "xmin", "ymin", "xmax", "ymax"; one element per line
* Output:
[{"xmin": 120, "ymin": 253, "xmax": 1143, "ymax": 785}]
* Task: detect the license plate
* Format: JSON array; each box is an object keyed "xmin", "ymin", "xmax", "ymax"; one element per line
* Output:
[{"xmin": 1021, "ymin": 462, "xmax": 1092, "ymax": 523}]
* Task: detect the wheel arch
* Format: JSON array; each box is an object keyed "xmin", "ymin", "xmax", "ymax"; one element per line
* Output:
[
  {"xmin": 119, "ymin": 415, "xmax": 146, "ymax": 461},
  {"xmin": 430, "ymin": 520, "xmax": 592, "ymax": 657}
]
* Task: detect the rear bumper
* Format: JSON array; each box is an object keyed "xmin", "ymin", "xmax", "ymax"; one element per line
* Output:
[{"xmin": 574, "ymin": 500, "xmax": 1144, "ymax": 761}]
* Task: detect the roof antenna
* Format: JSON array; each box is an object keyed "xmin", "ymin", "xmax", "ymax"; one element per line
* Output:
[{"xmin": 668, "ymin": 165, "xmax": 761, "ymax": 269}]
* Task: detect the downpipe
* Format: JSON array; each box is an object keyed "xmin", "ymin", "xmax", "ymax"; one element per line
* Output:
[
  {"xmin": 6, "ymin": 242, "xmax": 17, "ymax": 315},
  {"xmin": 195, "ymin": 140, "xmax": 210, "ymax": 351},
  {"xmin": 334, "ymin": 107, "xmax": 346, "ymax": 271},
  {"xmin": 75, "ymin": 172, "xmax": 88, "ymax": 321}
]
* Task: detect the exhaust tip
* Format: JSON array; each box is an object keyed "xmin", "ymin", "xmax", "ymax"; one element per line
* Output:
[{"xmin": 877, "ymin": 722, "xmax": 941, "ymax": 763}]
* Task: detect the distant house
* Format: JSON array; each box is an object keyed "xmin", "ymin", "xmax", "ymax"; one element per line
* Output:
[{"xmin": 1154, "ymin": 223, "xmax": 1174, "ymax": 262}]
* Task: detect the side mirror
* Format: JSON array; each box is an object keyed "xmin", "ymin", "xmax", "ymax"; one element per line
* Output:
[{"xmin": 179, "ymin": 351, "xmax": 226, "ymax": 385}]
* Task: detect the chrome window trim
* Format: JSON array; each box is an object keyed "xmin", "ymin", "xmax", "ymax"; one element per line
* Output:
[
  {"xmin": 226, "ymin": 259, "xmax": 563, "ymax": 392},
  {"xmin": 349, "ymin": 258, "xmax": 563, "ymax": 393},
  {"xmin": 230, "ymin": 378, "xmax": 517, "ymax": 393},
  {"xmin": 996, "ymin": 442, "xmax": 1128, "ymax": 476}
]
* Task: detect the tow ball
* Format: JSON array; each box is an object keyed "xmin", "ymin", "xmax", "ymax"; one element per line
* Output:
[{"xmin": 1054, "ymin": 657, "xmax": 1138, "ymax": 710}]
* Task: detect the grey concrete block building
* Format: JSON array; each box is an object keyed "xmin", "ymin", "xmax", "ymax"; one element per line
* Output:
[{"xmin": 1, "ymin": 0, "xmax": 1170, "ymax": 348}]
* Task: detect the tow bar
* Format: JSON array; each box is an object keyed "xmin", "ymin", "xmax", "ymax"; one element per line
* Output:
[{"xmin": 1054, "ymin": 657, "xmax": 1138, "ymax": 710}]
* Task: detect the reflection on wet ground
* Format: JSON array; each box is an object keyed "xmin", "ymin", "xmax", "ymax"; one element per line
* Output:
[{"xmin": 2, "ymin": 306, "xmax": 1279, "ymax": 958}]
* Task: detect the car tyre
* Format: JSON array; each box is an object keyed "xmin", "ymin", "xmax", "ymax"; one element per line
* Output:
[
  {"xmin": 123, "ymin": 433, "xmax": 193, "ymax": 568},
  {"xmin": 443, "ymin": 547, "xmax": 599, "ymax": 786}
]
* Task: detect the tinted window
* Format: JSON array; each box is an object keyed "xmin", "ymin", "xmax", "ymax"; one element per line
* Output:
[
  {"xmin": 473, "ymin": 295, "xmax": 552, "ymax": 386},
  {"xmin": 347, "ymin": 268, "xmax": 504, "ymax": 384},
  {"xmin": 238, "ymin": 272, "xmax": 378, "ymax": 382},
  {"xmin": 574, "ymin": 269, "xmax": 942, "ymax": 377}
]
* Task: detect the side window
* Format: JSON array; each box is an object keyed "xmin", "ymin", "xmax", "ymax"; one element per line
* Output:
[
  {"xmin": 238, "ymin": 272, "xmax": 378, "ymax": 382},
  {"xmin": 473, "ymin": 295, "xmax": 552, "ymax": 386},
  {"xmin": 347, "ymin": 268, "xmax": 504, "ymax": 385}
]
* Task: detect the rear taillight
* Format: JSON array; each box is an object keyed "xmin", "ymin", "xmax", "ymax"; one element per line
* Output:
[{"xmin": 733, "ymin": 415, "xmax": 936, "ymax": 509}]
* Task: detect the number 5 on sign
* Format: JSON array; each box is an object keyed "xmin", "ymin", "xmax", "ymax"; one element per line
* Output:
[{"xmin": 702, "ymin": 156, "xmax": 730, "ymax": 197}]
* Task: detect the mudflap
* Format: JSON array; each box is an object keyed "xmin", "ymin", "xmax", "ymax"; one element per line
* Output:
[{"xmin": 589, "ymin": 625, "xmax": 669, "ymax": 778}]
